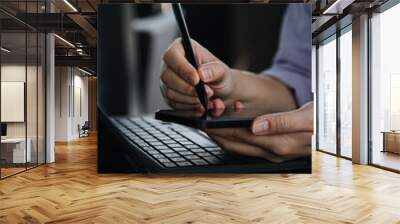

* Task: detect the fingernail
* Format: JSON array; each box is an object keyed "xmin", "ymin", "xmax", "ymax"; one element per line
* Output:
[
  {"xmin": 252, "ymin": 120, "xmax": 269, "ymax": 134},
  {"xmin": 200, "ymin": 68, "xmax": 212, "ymax": 81},
  {"xmin": 205, "ymin": 85, "xmax": 213, "ymax": 97}
]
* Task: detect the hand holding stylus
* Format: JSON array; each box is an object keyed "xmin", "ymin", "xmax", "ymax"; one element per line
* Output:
[
  {"xmin": 161, "ymin": 37, "xmax": 296, "ymax": 114},
  {"xmin": 161, "ymin": 38, "xmax": 237, "ymax": 112},
  {"xmin": 160, "ymin": 4, "xmax": 311, "ymax": 162},
  {"xmin": 171, "ymin": 3, "xmax": 209, "ymax": 111}
]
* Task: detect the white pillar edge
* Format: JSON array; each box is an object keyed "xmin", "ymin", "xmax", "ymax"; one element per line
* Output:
[{"xmin": 352, "ymin": 14, "xmax": 369, "ymax": 164}]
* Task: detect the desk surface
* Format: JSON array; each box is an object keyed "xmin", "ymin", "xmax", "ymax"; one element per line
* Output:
[
  {"xmin": 381, "ymin": 131, "xmax": 400, "ymax": 134},
  {"xmin": 1, "ymin": 135, "xmax": 400, "ymax": 223}
]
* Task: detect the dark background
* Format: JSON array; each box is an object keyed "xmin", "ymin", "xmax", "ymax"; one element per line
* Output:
[
  {"xmin": 184, "ymin": 4, "xmax": 286, "ymax": 73},
  {"xmin": 135, "ymin": 4, "xmax": 287, "ymax": 72}
]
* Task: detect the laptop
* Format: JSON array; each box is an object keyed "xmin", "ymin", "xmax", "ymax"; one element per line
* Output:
[{"xmin": 99, "ymin": 109, "xmax": 311, "ymax": 174}]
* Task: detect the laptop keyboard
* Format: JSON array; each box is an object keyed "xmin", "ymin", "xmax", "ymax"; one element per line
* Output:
[{"xmin": 115, "ymin": 117, "xmax": 239, "ymax": 168}]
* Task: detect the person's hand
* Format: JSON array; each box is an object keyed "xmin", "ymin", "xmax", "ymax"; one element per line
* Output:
[
  {"xmin": 204, "ymin": 102, "xmax": 313, "ymax": 162},
  {"xmin": 161, "ymin": 38, "xmax": 235, "ymax": 112}
]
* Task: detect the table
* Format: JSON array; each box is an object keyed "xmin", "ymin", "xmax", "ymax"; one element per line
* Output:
[
  {"xmin": 1, "ymin": 138, "xmax": 31, "ymax": 164},
  {"xmin": 381, "ymin": 131, "xmax": 400, "ymax": 154}
]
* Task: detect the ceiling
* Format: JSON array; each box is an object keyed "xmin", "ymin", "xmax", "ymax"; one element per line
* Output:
[
  {"xmin": 0, "ymin": 0, "xmax": 104, "ymax": 72},
  {"xmin": 0, "ymin": 0, "xmax": 392, "ymax": 73}
]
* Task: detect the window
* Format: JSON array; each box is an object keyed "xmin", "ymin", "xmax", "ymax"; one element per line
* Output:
[
  {"xmin": 317, "ymin": 36, "xmax": 337, "ymax": 154},
  {"xmin": 339, "ymin": 28, "xmax": 352, "ymax": 158},
  {"xmin": 316, "ymin": 25, "xmax": 352, "ymax": 159},
  {"xmin": 370, "ymin": 2, "xmax": 400, "ymax": 171}
]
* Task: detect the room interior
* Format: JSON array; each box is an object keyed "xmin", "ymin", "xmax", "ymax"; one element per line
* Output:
[{"xmin": 0, "ymin": 0, "xmax": 400, "ymax": 222}]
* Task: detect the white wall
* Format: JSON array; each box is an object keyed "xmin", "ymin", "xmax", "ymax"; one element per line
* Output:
[
  {"xmin": 1, "ymin": 65, "xmax": 38, "ymax": 138},
  {"xmin": 55, "ymin": 67, "xmax": 89, "ymax": 141},
  {"xmin": 55, "ymin": 66, "xmax": 70, "ymax": 141},
  {"xmin": 1, "ymin": 65, "xmax": 27, "ymax": 141},
  {"xmin": 70, "ymin": 73, "xmax": 89, "ymax": 138},
  {"xmin": 1, "ymin": 63, "xmax": 46, "ymax": 164}
]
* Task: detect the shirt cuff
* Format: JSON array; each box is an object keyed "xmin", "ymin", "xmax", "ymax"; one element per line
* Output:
[{"xmin": 263, "ymin": 66, "xmax": 312, "ymax": 107}]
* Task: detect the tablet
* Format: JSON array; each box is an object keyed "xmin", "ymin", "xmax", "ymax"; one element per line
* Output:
[{"xmin": 155, "ymin": 108, "xmax": 266, "ymax": 129}]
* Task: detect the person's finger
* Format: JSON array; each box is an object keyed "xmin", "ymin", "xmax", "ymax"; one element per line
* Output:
[
  {"xmin": 207, "ymin": 100, "xmax": 215, "ymax": 110},
  {"xmin": 210, "ymin": 108, "xmax": 224, "ymax": 117},
  {"xmin": 244, "ymin": 132, "xmax": 312, "ymax": 157},
  {"xmin": 209, "ymin": 128, "xmax": 276, "ymax": 152},
  {"xmin": 165, "ymin": 88, "xmax": 200, "ymax": 105},
  {"xmin": 161, "ymin": 67, "xmax": 197, "ymax": 97},
  {"xmin": 212, "ymin": 98, "xmax": 225, "ymax": 109},
  {"xmin": 206, "ymin": 127, "xmax": 311, "ymax": 158},
  {"xmin": 209, "ymin": 135, "xmax": 285, "ymax": 163},
  {"xmin": 211, "ymin": 131, "xmax": 311, "ymax": 159},
  {"xmin": 207, "ymin": 127, "xmax": 311, "ymax": 159},
  {"xmin": 204, "ymin": 85, "xmax": 214, "ymax": 98},
  {"xmin": 198, "ymin": 61, "xmax": 227, "ymax": 84},
  {"xmin": 210, "ymin": 99, "xmax": 225, "ymax": 117},
  {"xmin": 163, "ymin": 40, "xmax": 200, "ymax": 85},
  {"xmin": 234, "ymin": 101, "xmax": 245, "ymax": 111},
  {"xmin": 251, "ymin": 102, "xmax": 313, "ymax": 135}
]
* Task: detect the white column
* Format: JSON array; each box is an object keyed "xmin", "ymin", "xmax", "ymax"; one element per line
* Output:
[
  {"xmin": 55, "ymin": 67, "xmax": 74, "ymax": 141},
  {"xmin": 352, "ymin": 14, "xmax": 369, "ymax": 164},
  {"xmin": 46, "ymin": 33, "xmax": 55, "ymax": 163},
  {"xmin": 312, "ymin": 45, "xmax": 317, "ymax": 151},
  {"xmin": 45, "ymin": 0, "xmax": 56, "ymax": 163}
]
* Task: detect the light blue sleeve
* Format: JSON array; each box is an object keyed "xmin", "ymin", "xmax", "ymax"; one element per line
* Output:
[{"xmin": 263, "ymin": 4, "xmax": 312, "ymax": 107}]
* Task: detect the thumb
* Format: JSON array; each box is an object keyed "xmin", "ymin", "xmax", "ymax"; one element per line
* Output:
[
  {"xmin": 251, "ymin": 102, "xmax": 313, "ymax": 135},
  {"xmin": 198, "ymin": 61, "xmax": 227, "ymax": 84}
]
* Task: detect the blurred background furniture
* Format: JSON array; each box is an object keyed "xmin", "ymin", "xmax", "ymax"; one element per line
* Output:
[
  {"xmin": 382, "ymin": 131, "xmax": 400, "ymax": 154},
  {"xmin": 133, "ymin": 8, "xmax": 177, "ymax": 114},
  {"xmin": 79, "ymin": 121, "xmax": 90, "ymax": 138},
  {"xmin": 0, "ymin": 138, "xmax": 32, "ymax": 166}
]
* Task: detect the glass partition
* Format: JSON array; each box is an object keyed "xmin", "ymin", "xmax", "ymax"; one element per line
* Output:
[
  {"xmin": 26, "ymin": 0, "xmax": 42, "ymax": 170},
  {"xmin": 370, "ymin": 3, "xmax": 400, "ymax": 171},
  {"xmin": 0, "ymin": 1, "xmax": 46, "ymax": 179},
  {"xmin": 1, "ymin": 30, "xmax": 28, "ymax": 177},
  {"xmin": 27, "ymin": 30, "xmax": 38, "ymax": 169},
  {"xmin": 317, "ymin": 36, "xmax": 337, "ymax": 154}
]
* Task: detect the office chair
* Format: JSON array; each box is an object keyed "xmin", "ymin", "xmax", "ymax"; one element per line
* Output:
[{"xmin": 79, "ymin": 121, "xmax": 90, "ymax": 138}]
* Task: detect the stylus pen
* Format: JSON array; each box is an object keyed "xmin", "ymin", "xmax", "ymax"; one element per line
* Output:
[{"xmin": 172, "ymin": 3, "xmax": 208, "ymax": 111}]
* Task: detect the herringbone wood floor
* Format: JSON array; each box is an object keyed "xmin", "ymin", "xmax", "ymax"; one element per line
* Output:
[{"xmin": 1, "ymin": 135, "xmax": 400, "ymax": 224}]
